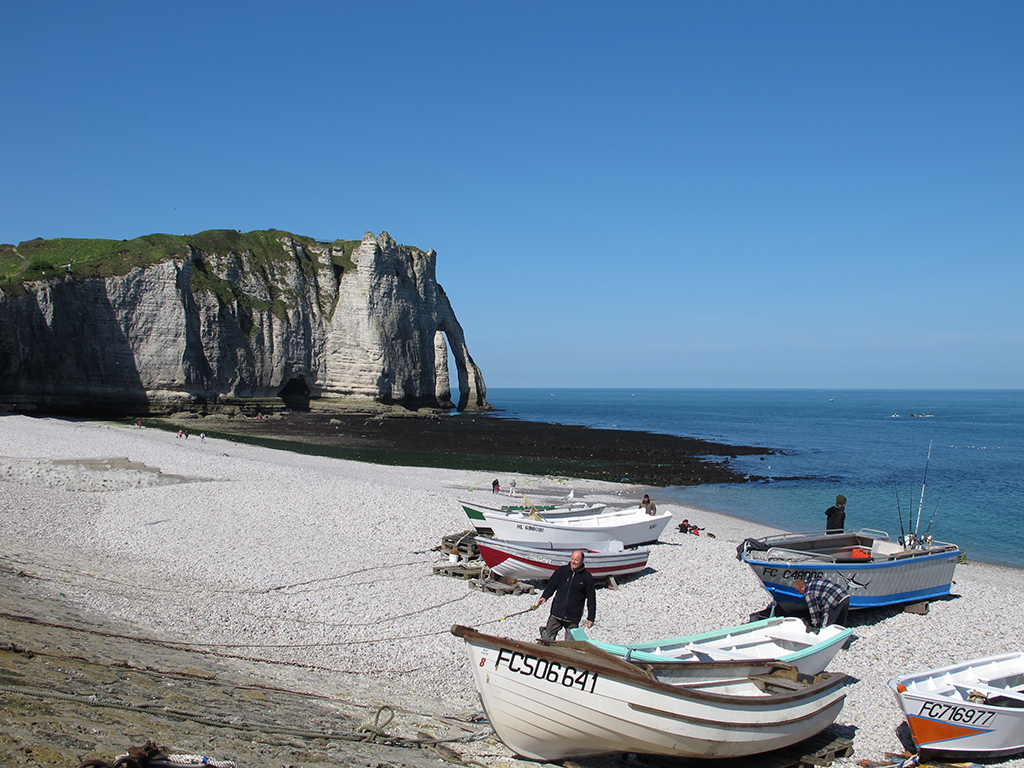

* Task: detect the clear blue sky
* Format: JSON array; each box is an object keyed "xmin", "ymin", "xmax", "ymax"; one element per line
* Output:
[{"xmin": 2, "ymin": 2, "xmax": 1021, "ymax": 390}]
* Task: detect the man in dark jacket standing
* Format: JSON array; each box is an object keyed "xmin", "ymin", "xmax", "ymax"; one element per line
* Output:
[
  {"xmin": 536, "ymin": 550, "xmax": 597, "ymax": 642},
  {"xmin": 825, "ymin": 494, "xmax": 847, "ymax": 533}
]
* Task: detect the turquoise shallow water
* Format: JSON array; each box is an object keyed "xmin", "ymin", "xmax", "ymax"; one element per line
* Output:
[{"xmin": 482, "ymin": 389, "xmax": 1024, "ymax": 570}]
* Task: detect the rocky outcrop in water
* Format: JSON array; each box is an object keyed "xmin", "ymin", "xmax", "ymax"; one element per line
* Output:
[{"xmin": 0, "ymin": 231, "xmax": 488, "ymax": 414}]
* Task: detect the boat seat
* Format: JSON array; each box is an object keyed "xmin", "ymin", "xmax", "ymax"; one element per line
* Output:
[
  {"xmin": 684, "ymin": 641, "xmax": 762, "ymax": 661},
  {"xmin": 749, "ymin": 673, "xmax": 805, "ymax": 691},
  {"xmin": 953, "ymin": 682, "xmax": 1024, "ymax": 705}
]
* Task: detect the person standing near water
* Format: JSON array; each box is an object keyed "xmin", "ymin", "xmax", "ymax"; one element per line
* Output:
[
  {"xmin": 640, "ymin": 494, "xmax": 657, "ymax": 515},
  {"xmin": 825, "ymin": 495, "xmax": 847, "ymax": 533},
  {"xmin": 536, "ymin": 550, "xmax": 596, "ymax": 642}
]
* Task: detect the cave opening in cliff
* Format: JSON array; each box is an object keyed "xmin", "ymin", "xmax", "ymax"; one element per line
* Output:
[
  {"xmin": 447, "ymin": 348, "xmax": 462, "ymax": 412},
  {"xmin": 278, "ymin": 377, "xmax": 311, "ymax": 411}
]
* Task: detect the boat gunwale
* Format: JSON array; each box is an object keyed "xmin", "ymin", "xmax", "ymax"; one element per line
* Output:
[
  {"xmin": 888, "ymin": 652, "xmax": 1024, "ymax": 692},
  {"xmin": 742, "ymin": 529, "xmax": 960, "ymax": 563},
  {"xmin": 458, "ymin": 499, "xmax": 606, "ymax": 515},
  {"xmin": 572, "ymin": 619, "xmax": 853, "ymax": 667},
  {"xmin": 452, "ymin": 624, "xmax": 848, "ymax": 706},
  {"xmin": 476, "ymin": 538, "xmax": 650, "ymax": 559}
]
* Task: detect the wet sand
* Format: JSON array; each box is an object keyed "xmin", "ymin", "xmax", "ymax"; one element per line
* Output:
[{"xmin": 144, "ymin": 407, "xmax": 774, "ymax": 487}]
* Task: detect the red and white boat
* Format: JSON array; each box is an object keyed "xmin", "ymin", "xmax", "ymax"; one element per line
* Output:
[{"xmin": 476, "ymin": 538, "xmax": 650, "ymax": 581}]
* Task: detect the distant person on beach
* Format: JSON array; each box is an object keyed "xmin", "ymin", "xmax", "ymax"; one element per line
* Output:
[
  {"xmin": 640, "ymin": 494, "xmax": 657, "ymax": 515},
  {"xmin": 509, "ymin": 479, "xmax": 516, "ymax": 497},
  {"xmin": 825, "ymin": 495, "xmax": 847, "ymax": 533},
  {"xmin": 492, "ymin": 479, "xmax": 500, "ymax": 494},
  {"xmin": 793, "ymin": 576, "xmax": 850, "ymax": 630},
  {"xmin": 536, "ymin": 549, "xmax": 596, "ymax": 641}
]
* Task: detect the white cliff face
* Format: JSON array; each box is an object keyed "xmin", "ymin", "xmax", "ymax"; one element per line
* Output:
[
  {"xmin": 0, "ymin": 231, "xmax": 488, "ymax": 414},
  {"xmin": 324, "ymin": 232, "xmax": 487, "ymax": 410}
]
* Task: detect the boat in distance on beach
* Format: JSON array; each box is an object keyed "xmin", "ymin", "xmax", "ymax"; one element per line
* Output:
[
  {"xmin": 475, "ymin": 538, "xmax": 650, "ymax": 581},
  {"xmin": 738, "ymin": 529, "xmax": 961, "ymax": 612},
  {"xmin": 462, "ymin": 503, "xmax": 673, "ymax": 548},
  {"xmin": 451, "ymin": 624, "xmax": 847, "ymax": 761},
  {"xmin": 888, "ymin": 652, "xmax": 1024, "ymax": 758},
  {"xmin": 459, "ymin": 498, "xmax": 607, "ymax": 535},
  {"xmin": 569, "ymin": 616, "xmax": 852, "ymax": 676}
]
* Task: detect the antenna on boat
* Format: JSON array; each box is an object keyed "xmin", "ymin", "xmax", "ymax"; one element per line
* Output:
[
  {"xmin": 914, "ymin": 440, "xmax": 933, "ymax": 542},
  {"xmin": 892, "ymin": 470, "xmax": 906, "ymax": 546}
]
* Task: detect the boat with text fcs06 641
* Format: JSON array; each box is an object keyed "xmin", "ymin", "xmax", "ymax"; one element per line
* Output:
[
  {"xmin": 451, "ymin": 625, "xmax": 847, "ymax": 761},
  {"xmin": 738, "ymin": 528, "xmax": 960, "ymax": 612},
  {"xmin": 889, "ymin": 652, "xmax": 1024, "ymax": 758}
]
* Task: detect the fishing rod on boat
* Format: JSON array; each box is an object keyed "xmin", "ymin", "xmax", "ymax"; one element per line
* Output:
[
  {"xmin": 892, "ymin": 470, "xmax": 907, "ymax": 546},
  {"xmin": 913, "ymin": 440, "xmax": 933, "ymax": 543},
  {"xmin": 923, "ymin": 484, "xmax": 946, "ymax": 541}
]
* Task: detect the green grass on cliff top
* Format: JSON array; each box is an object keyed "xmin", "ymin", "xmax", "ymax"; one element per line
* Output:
[{"xmin": 0, "ymin": 230, "xmax": 365, "ymax": 288}]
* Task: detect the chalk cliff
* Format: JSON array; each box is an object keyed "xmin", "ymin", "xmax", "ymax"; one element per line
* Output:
[{"xmin": 0, "ymin": 231, "xmax": 489, "ymax": 414}]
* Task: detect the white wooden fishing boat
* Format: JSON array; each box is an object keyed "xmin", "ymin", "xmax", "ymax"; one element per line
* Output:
[
  {"xmin": 569, "ymin": 616, "xmax": 851, "ymax": 676},
  {"xmin": 476, "ymin": 538, "xmax": 650, "ymax": 581},
  {"xmin": 463, "ymin": 504, "xmax": 672, "ymax": 548},
  {"xmin": 738, "ymin": 529, "xmax": 960, "ymax": 612},
  {"xmin": 451, "ymin": 625, "xmax": 847, "ymax": 761},
  {"xmin": 459, "ymin": 498, "xmax": 606, "ymax": 535},
  {"xmin": 888, "ymin": 652, "xmax": 1024, "ymax": 758}
]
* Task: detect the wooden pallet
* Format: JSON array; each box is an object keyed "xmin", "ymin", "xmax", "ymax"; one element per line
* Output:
[
  {"xmin": 800, "ymin": 736, "xmax": 854, "ymax": 766},
  {"xmin": 441, "ymin": 530, "xmax": 480, "ymax": 558},
  {"xmin": 432, "ymin": 562, "xmax": 486, "ymax": 579},
  {"xmin": 470, "ymin": 577, "xmax": 536, "ymax": 596}
]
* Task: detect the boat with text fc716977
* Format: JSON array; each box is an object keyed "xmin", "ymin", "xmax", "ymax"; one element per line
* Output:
[
  {"xmin": 475, "ymin": 537, "xmax": 650, "ymax": 581},
  {"xmin": 569, "ymin": 615, "xmax": 851, "ymax": 676},
  {"xmin": 889, "ymin": 652, "xmax": 1024, "ymax": 759},
  {"xmin": 451, "ymin": 624, "xmax": 847, "ymax": 761},
  {"xmin": 738, "ymin": 528, "xmax": 960, "ymax": 612}
]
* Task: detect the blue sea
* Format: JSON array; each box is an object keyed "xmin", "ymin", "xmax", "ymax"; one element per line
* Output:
[{"xmin": 482, "ymin": 389, "xmax": 1024, "ymax": 571}]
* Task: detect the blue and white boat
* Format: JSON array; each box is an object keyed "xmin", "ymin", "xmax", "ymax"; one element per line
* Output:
[{"xmin": 739, "ymin": 529, "xmax": 960, "ymax": 612}]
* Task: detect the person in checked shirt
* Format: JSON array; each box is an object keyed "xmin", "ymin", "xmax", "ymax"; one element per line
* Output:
[{"xmin": 793, "ymin": 576, "xmax": 850, "ymax": 630}]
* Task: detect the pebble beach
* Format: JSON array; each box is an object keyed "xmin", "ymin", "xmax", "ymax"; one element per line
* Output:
[{"xmin": 2, "ymin": 414, "xmax": 1023, "ymax": 768}]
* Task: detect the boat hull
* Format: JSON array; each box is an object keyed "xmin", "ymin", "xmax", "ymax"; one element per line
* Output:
[
  {"xmin": 571, "ymin": 617, "xmax": 851, "ymax": 676},
  {"xmin": 468, "ymin": 506, "xmax": 672, "ymax": 548},
  {"xmin": 889, "ymin": 652, "xmax": 1024, "ymax": 758},
  {"xmin": 452, "ymin": 625, "xmax": 846, "ymax": 761},
  {"xmin": 740, "ymin": 530, "xmax": 960, "ymax": 611},
  {"xmin": 476, "ymin": 538, "xmax": 650, "ymax": 580}
]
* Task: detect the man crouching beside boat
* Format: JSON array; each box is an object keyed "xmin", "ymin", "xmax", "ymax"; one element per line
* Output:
[
  {"xmin": 793, "ymin": 576, "xmax": 850, "ymax": 631},
  {"xmin": 536, "ymin": 550, "xmax": 597, "ymax": 642}
]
